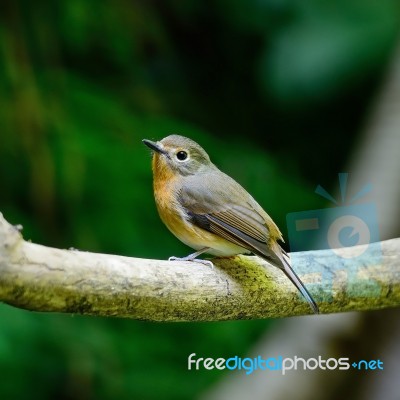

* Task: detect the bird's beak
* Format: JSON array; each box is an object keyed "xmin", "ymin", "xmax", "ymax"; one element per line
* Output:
[{"xmin": 142, "ymin": 139, "xmax": 168, "ymax": 156}]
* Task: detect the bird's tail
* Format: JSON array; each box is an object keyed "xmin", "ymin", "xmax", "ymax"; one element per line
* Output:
[{"xmin": 268, "ymin": 244, "xmax": 319, "ymax": 314}]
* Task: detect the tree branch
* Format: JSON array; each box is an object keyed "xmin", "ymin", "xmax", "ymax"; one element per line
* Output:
[{"xmin": 0, "ymin": 212, "xmax": 399, "ymax": 321}]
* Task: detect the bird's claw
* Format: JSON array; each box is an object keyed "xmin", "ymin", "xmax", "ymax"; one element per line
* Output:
[
  {"xmin": 168, "ymin": 256, "xmax": 214, "ymax": 269},
  {"xmin": 195, "ymin": 259, "xmax": 214, "ymax": 269}
]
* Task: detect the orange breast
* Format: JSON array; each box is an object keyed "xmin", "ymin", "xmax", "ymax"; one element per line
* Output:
[
  {"xmin": 151, "ymin": 154, "xmax": 247, "ymax": 256},
  {"xmin": 152, "ymin": 153, "xmax": 181, "ymax": 230},
  {"xmin": 153, "ymin": 154, "xmax": 201, "ymax": 248}
]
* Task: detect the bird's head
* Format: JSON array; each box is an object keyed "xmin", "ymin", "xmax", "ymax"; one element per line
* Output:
[{"xmin": 143, "ymin": 135, "xmax": 213, "ymax": 177}]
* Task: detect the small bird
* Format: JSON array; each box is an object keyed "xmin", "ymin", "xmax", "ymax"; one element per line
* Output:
[{"xmin": 143, "ymin": 135, "xmax": 319, "ymax": 314}]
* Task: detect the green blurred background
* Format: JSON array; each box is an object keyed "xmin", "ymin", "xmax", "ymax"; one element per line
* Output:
[{"xmin": 1, "ymin": 1, "xmax": 399, "ymax": 399}]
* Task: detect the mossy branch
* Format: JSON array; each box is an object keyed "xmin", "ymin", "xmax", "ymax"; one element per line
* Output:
[{"xmin": 0, "ymin": 212, "xmax": 399, "ymax": 321}]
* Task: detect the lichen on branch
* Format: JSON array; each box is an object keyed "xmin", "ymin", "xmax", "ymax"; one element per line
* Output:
[{"xmin": 0, "ymin": 213, "xmax": 399, "ymax": 321}]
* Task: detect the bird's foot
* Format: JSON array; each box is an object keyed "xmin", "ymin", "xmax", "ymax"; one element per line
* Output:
[{"xmin": 168, "ymin": 256, "xmax": 214, "ymax": 269}]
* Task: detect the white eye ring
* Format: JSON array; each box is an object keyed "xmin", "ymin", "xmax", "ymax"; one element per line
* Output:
[{"xmin": 176, "ymin": 150, "xmax": 189, "ymax": 162}]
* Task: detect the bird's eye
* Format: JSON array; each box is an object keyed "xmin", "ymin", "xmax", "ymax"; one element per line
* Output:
[{"xmin": 176, "ymin": 150, "xmax": 188, "ymax": 161}]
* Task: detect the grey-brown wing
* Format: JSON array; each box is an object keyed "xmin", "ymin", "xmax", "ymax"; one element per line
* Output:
[{"xmin": 178, "ymin": 172, "xmax": 283, "ymax": 264}]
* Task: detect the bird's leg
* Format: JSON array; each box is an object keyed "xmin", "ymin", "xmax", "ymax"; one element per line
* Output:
[{"xmin": 168, "ymin": 247, "xmax": 214, "ymax": 268}]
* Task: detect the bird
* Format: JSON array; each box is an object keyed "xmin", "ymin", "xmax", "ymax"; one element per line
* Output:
[{"xmin": 142, "ymin": 134, "xmax": 319, "ymax": 314}]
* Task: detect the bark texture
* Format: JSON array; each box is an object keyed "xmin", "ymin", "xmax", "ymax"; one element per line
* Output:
[{"xmin": 0, "ymin": 213, "xmax": 398, "ymax": 321}]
